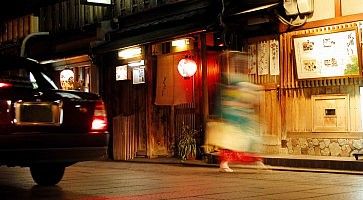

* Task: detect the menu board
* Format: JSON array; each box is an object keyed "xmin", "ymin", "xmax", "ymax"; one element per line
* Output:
[
  {"xmin": 293, "ymin": 28, "xmax": 360, "ymax": 79},
  {"xmin": 133, "ymin": 66, "xmax": 145, "ymax": 84},
  {"xmin": 116, "ymin": 65, "xmax": 128, "ymax": 81}
]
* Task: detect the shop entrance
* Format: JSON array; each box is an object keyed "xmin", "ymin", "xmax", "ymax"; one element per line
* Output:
[
  {"xmin": 112, "ymin": 47, "xmax": 148, "ymax": 160},
  {"xmin": 41, "ymin": 55, "xmax": 98, "ymax": 93},
  {"xmin": 112, "ymin": 82, "xmax": 147, "ymax": 159}
]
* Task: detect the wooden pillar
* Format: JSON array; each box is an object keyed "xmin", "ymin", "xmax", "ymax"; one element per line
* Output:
[
  {"xmin": 145, "ymin": 44, "xmax": 153, "ymax": 158},
  {"xmin": 335, "ymin": 0, "xmax": 342, "ymax": 17},
  {"xmin": 200, "ymin": 33, "xmax": 208, "ymax": 130}
]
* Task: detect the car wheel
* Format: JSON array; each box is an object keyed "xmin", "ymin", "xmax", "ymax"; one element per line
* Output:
[{"xmin": 30, "ymin": 164, "xmax": 65, "ymax": 186}]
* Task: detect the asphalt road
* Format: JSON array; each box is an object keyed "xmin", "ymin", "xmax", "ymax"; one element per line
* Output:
[{"xmin": 1, "ymin": 161, "xmax": 363, "ymax": 200}]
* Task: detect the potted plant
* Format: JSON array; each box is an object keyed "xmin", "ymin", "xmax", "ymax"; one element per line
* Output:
[{"xmin": 177, "ymin": 124, "xmax": 198, "ymax": 160}]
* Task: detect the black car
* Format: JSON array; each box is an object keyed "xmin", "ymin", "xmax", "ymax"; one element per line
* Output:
[{"xmin": 0, "ymin": 55, "xmax": 109, "ymax": 186}]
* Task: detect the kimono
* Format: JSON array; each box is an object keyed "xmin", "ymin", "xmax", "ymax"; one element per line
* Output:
[{"xmin": 206, "ymin": 77, "xmax": 263, "ymax": 163}]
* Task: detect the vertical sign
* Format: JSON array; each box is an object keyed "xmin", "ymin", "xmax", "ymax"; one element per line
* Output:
[
  {"xmin": 116, "ymin": 65, "xmax": 128, "ymax": 81},
  {"xmin": 133, "ymin": 66, "xmax": 145, "ymax": 84}
]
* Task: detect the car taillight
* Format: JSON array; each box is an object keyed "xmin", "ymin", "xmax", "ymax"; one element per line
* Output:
[
  {"xmin": 0, "ymin": 82, "xmax": 12, "ymax": 88},
  {"xmin": 91, "ymin": 100, "xmax": 108, "ymax": 132}
]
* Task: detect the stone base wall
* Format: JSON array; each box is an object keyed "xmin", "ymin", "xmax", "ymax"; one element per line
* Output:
[{"xmin": 287, "ymin": 138, "xmax": 363, "ymax": 157}]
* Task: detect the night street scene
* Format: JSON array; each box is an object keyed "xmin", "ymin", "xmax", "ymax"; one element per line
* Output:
[{"xmin": 2, "ymin": 0, "xmax": 363, "ymax": 199}]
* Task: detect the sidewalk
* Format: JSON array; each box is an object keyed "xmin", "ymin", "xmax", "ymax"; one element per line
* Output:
[{"xmin": 124, "ymin": 154, "xmax": 363, "ymax": 175}]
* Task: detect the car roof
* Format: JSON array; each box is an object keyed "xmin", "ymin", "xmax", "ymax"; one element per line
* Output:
[{"xmin": 0, "ymin": 55, "xmax": 42, "ymax": 71}]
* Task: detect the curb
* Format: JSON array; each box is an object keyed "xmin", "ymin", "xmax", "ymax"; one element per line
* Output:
[
  {"xmin": 180, "ymin": 160, "xmax": 363, "ymax": 175},
  {"xmin": 107, "ymin": 156, "xmax": 363, "ymax": 175}
]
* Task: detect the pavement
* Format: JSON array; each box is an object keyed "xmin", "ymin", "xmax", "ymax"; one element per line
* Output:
[{"xmin": 122, "ymin": 153, "xmax": 363, "ymax": 175}]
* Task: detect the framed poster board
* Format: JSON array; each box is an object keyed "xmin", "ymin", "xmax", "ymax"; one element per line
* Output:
[
  {"xmin": 115, "ymin": 65, "xmax": 128, "ymax": 81},
  {"xmin": 132, "ymin": 66, "xmax": 145, "ymax": 84},
  {"xmin": 293, "ymin": 28, "xmax": 361, "ymax": 79}
]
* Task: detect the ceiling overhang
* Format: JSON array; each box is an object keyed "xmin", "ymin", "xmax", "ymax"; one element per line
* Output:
[
  {"xmin": 221, "ymin": 0, "xmax": 282, "ymax": 36},
  {"xmin": 93, "ymin": 0, "xmax": 218, "ymax": 54}
]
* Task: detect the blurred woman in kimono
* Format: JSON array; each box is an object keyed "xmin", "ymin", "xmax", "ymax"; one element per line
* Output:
[{"xmin": 205, "ymin": 63, "xmax": 264, "ymax": 172}]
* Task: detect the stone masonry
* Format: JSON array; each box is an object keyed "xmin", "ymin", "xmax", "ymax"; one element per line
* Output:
[{"xmin": 287, "ymin": 138, "xmax": 363, "ymax": 157}]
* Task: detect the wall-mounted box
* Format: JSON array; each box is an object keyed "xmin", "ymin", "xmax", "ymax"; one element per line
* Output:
[{"xmin": 312, "ymin": 94, "xmax": 349, "ymax": 132}]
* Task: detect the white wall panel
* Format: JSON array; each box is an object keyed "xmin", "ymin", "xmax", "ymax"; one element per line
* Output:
[
  {"xmin": 307, "ymin": 0, "xmax": 335, "ymax": 22},
  {"xmin": 342, "ymin": 0, "xmax": 363, "ymax": 16}
]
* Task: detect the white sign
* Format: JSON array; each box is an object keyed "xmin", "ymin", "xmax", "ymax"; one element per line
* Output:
[
  {"xmin": 293, "ymin": 29, "xmax": 360, "ymax": 79},
  {"xmin": 133, "ymin": 66, "xmax": 145, "ymax": 84},
  {"xmin": 84, "ymin": 0, "xmax": 111, "ymax": 5},
  {"xmin": 116, "ymin": 65, "xmax": 128, "ymax": 81},
  {"xmin": 269, "ymin": 39, "xmax": 280, "ymax": 76}
]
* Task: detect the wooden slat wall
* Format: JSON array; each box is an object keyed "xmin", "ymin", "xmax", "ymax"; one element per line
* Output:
[
  {"xmin": 111, "ymin": 83, "xmax": 147, "ymax": 160},
  {"xmin": 351, "ymin": 85, "xmax": 360, "ymax": 131},
  {"xmin": 114, "ymin": 0, "xmax": 182, "ymax": 16},
  {"xmin": 134, "ymin": 84, "xmax": 147, "ymax": 155},
  {"xmin": 113, "ymin": 115, "xmax": 137, "ymax": 160},
  {"xmin": 207, "ymin": 51, "xmax": 220, "ymax": 115},
  {"xmin": 39, "ymin": 0, "xmax": 110, "ymax": 33},
  {"xmin": 0, "ymin": 15, "xmax": 38, "ymax": 43},
  {"xmin": 280, "ymin": 21, "xmax": 363, "ymax": 134},
  {"xmin": 175, "ymin": 103, "xmax": 196, "ymax": 148},
  {"xmin": 248, "ymin": 69, "xmax": 280, "ymax": 85},
  {"xmin": 115, "ymin": 0, "xmax": 121, "ymax": 16},
  {"xmin": 283, "ymin": 85, "xmax": 362, "ymax": 133},
  {"xmin": 244, "ymin": 37, "xmax": 282, "ymax": 145},
  {"xmin": 260, "ymin": 89, "xmax": 281, "ymax": 137},
  {"xmin": 149, "ymin": 106, "xmax": 172, "ymax": 157}
]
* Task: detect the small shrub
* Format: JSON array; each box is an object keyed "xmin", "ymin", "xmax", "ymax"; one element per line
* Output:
[{"xmin": 177, "ymin": 124, "xmax": 198, "ymax": 160}]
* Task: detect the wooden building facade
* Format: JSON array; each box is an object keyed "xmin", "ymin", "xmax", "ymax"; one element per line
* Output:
[
  {"xmin": 4, "ymin": 0, "xmax": 363, "ymax": 160},
  {"xmin": 0, "ymin": 0, "xmax": 111, "ymax": 94},
  {"xmin": 202, "ymin": 0, "xmax": 363, "ymax": 158},
  {"xmin": 276, "ymin": 1, "xmax": 363, "ymax": 157},
  {"xmin": 93, "ymin": 0, "xmax": 221, "ymax": 160}
]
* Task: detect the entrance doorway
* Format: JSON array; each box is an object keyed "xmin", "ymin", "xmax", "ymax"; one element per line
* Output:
[{"xmin": 112, "ymin": 47, "xmax": 148, "ymax": 160}]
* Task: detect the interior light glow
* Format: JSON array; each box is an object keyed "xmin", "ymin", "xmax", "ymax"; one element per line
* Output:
[
  {"xmin": 128, "ymin": 60, "xmax": 145, "ymax": 67},
  {"xmin": 177, "ymin": 58, "xmax": 197, "ymax": 78},
  {"xmin": 60, "ymin": 69, "xmax": 75, "ymax": 90},
  {"xmin": 39, "ymin": 60, "xmax": 57, "ymax": 65},
  {"xmin": 233, "ymin": 3, "xmax": 279, "ymax": 15},
  {"xmin": 118, "ymin": 47, "xmax": 142, "ymax": 59},
  {"xmin": 85, "ymin": 0, "xmax": 111, "ymax": 4},
  {"xmin": 60, "ymin": 69, "xmax": 74, "ymax": 82},
  {"xmin": 172, "ymin": 39, "xmax": 189, "ymax": 47}
]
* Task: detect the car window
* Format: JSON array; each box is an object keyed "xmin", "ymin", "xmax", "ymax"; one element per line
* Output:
[
  {"xmin": 41, "ymin": 72, "xmax": 58, "ymax": 89},
  {"xmin": 29, "ymin": 72, "xmax": 39, "ymax": 89},
  {"xmin": 0, "ymin": 68, "xmax": 33, "ymax": 88},
  {"xmin": 0, "ymin": 68, "xmax": 58, "ymax": 90},
  {"xmin": 0, "ymin": 68, "xmax": 28, "ymax": 80}
]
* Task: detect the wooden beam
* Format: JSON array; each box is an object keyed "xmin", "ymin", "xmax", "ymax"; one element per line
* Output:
[
  {"xmin": 247, "ymin": 35, "xmax": 278, "ymax": 44},
  {"xmin": 335, "ymin": 0, "xmax": 342, "ymax": 17},
  {"xmin": 279, "ymin": 13, "xmax": 363, "ymax": 33}
]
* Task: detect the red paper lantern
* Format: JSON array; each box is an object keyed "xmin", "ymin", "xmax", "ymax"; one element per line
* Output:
[{"xmin": 177, "ymin": 58, "xmax": 197, "ymax": 78}]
